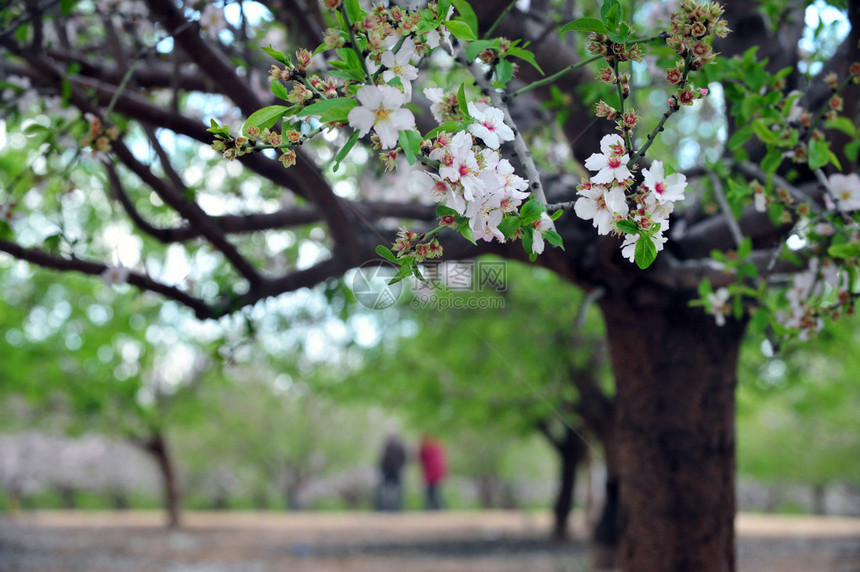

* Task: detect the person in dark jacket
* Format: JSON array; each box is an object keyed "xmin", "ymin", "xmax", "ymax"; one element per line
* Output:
[{"xmin": 376, "ymin": 429, "xmax": 407, "ymax": 511}]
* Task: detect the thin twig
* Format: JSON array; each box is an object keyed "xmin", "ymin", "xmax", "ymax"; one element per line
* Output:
[
  {"xmin": 708, "ymin": 171, "xmax": 744, "ymax": 248},
  {"xmin": 468, "ymin": 61, "xmax": 547, "ymax": 205}
]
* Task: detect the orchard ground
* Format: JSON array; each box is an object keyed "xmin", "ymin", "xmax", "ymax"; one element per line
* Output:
[{"xmin": 1, "ymin": 510, "xmax": 859, "ymax": 571}]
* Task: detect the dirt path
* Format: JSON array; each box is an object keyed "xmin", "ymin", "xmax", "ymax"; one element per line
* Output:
[{"xmin": 1, "ymin": 510, "xmax": 859, "ymax": 571}]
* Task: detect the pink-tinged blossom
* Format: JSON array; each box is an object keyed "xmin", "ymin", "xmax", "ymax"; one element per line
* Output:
[
  {"xmin": 412, "ymin": 170, "xmax": 466, "ymax": 214},
  {"xmin": 642, "ymin": 193, "xmax": 674, "ymax": 228},
  {"xmin": 467, "ymin": 103, "xmax": 515, "ymax": 150},
  {"xmin": 381, "ymin": 38, "xmax": 419, "ymax": 98},
  {"xmin": 466, "ymin": 194, "xmax": 504, "ymax": 237},
  {"xmin": 574, "ymin": 184, "xmax": 629, "ymax": 235},
  {"xmin": 348, "ymin": 85, "xmax": 415, "ymax": 149},
  {"xmin": 474, "ymin": 220, "xmax": 506, "ymax": 243},
  {"xmin": 706, "ymin": 287, "xmax": 731, "ymax": 327},
  {"xmin": 827, "ymin": 173, "xmax": 860, "ymax": 212},
  {"xmin": 424, "ymin": 87, "xmax": 448, "ymax": 123},
  {"xmin": 620, "ymin": 231, "xmax": 668, "ymax": 264},
  {"xmin": 584, "ymin": 134, "xmax": 632, "ymax": 184},
  {"xmin": 100, "ymin": 265, "xmax": 129, "ymax": 288},
  {"xmin": 496, "ymin": 159, "xmax": 529, "ymax": 199},
  {"xmin": 642, "ymin": 160, "xmax": 686, "ymax": 204},
  {"xmin": 429, "ymin": 131, "xmax": 485, "ymax": 200},
  {"xmin": 531, "ymin": 213, "xmax": 555, "ymax": 255}
]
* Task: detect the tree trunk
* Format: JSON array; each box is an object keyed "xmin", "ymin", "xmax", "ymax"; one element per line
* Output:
[
  {"xmin": 143, "ymin": 431, "xmax": 182, "ymax": 528},
  {"xmin": 57, "ymin": 485, "xmax": 77, "ymax": 509},
  {"xmin": 109, "ymin": 490, "xmax": 130, "ymax": 510},
  {"xmin": 812, "ymin": 484, "xmax": 827, "ymax": 515},
  {"xmin": 600, "ymin": 291, "xmax": 747, "ymax": 572},
  {"xmin": 593, "ymin": 477, "xmax": 620, "ymax": 570},
  {"xmin": 552, "ymin": 427, "xmax": 587, "ymax": 541}
]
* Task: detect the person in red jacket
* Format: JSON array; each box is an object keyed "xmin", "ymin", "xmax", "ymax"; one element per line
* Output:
[{"xmin": 418, "ymin": 434, "xmax": 447, "ymax": 510}]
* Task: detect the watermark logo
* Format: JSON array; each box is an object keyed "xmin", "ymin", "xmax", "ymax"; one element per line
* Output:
[
  {"xmin": 351, "ymin": 260, "xmax": 508, "ymax": 311},
  {"xmin": 351, "ymin": 262, "xmax": 403, "ymax": 310}
]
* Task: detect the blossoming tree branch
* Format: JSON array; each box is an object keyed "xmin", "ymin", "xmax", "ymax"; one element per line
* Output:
[{"xmin": 0, "ymin": 0, "xmax": 858, "ymax": 569}]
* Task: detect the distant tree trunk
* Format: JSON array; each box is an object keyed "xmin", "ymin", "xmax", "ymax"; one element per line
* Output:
[
  {"xmin": 284, "ymin": 474, "xmax": 304, "ymax": 510},
  {"xmin": 109, "ymin": 490, "xmax": 130, "ymax": 510},
  {"xmin": 57, "ymin": 485, "xmax": 77, "ymax": 509},
  {"xmin": 812, "ymin": 484, "xmax": 827, "ymax": 515},
  {"xmin": 143, "ymin": 431, "xmax": 182, "ymax": 528},
  {"xmin": 476, "ymin": 475, "xmax": 499, "ymax": 508},
  {"xmin": 7, "ymin": 492, "xmax": 21, "ymax": 515},
  {"xmin": 252, "ymin": 488, "xmax": 270, "ymax": 510},
  {"xmin": 538, "ymin": 420, "xmax": 588, "ymax": 541},
  {"xmin": 601, "ymin": 290, "xmax": 747, "ymax": 572},
  {"xmin": 553, "ymin": 426, "xmax": 587, "ymax": 541},
  {"xmin": 592, "ymin": 477, "xmax": 620, "ymax": 570}
]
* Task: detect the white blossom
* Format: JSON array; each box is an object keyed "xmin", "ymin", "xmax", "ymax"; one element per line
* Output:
[{"xmin": 347, "ymin": 85, "xmax": 415, "ymax": 149}]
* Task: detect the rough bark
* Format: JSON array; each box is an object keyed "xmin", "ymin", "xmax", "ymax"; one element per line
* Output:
[
  {"xmin": 600, "ymin": 291, "xmax": 747, "ymax": 572},
  {"xmin": 143, "ymin": 432, "xmax": 182, "ymax": 528}
]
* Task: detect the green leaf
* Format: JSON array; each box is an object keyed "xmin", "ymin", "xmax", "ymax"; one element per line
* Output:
[
  {"xmin": 458, "ymin": 221, "xmax": 477, "ymax": 244},
  {"xmin": 495, "ymin": 59, "xmax": 513, "ymax": 85},
  {"xmin": 466, "ymin": 39, "xmax": 499, "ymax": 62},
  {"xmin": 437, "ymin": 0, "xmax": 451, "ymax": 23},
  {"xmin": 560, "ymin": 17, "xmax": 607, "ymax": 35},
  {"xmin": 243, "ymin": 105, "xmax": 291, "ymax": 134},
  {"xmin": 615, "ymin": 219, "xmax": 639, "ymax": 234},
  {"xmin": 376, "ymin": 245, "xmax": 400, "ymax": 263},
  {"xmin": 410, "ymin": 260, "xmax": 426, "ymax": 281},
  {"xmin": 737, "ymin": 236, "xmax": 752, "ymax": 259},
  {"xmin": 698, "ymin": 277, "xmax": 713, "ymax": 299},
  {"xmin": 634, "ymin": 236, "xmax": 657, "ymax": 270},
  {"xmin": 271, "ymin": 81, "xmax": 291, "ymax": 101},
  {"xmin": 761, "ymin": 148, "xmax": 783, "ymax": 175},
  {"xmin": 781, "ymin": 92, "xmax": 804, "ymax": 118},
  {"xmin": 444, "ymin": 19, "xmax": 477, "ymax": 41},
  {"xmin": 519, "ymin": 199, "xmax": 547, "ymax": 225},
  {"xmin": 543, "ymin": 230, "xmax": 564, "ymax": 249},
  {"xmin": 825, "ymin": 117, "xmax": 858, "ymax": 138},
  {"xmin": 457, "ymin": 83, "xmax": 471, "ymax": 120},
  {"xmin": 206, "ymin": 119, "xmax": 230, "ymax": 138},
  {"xmin": 426, "ymin": 121, "xmax": 464, "ymax": 139},
  {"xmin": 449, "ymin": 0, "xmax": 478, "ymax": 37},
  {"xmin": 752, "ymin": 119, "xmax": 780, "ymax": 145},
  {"xmin": 505, "ymin": 47, "xmax": 543, "ymax": 75},
  {"xmin": 550, "ymin": 209, "xmax": 563, "ymax": 221},
  {"xmin": 436, "ymin": 205, "xmax": 458, "ymax": 217},
  {"xmin": 610, "ymin": 21, "xmax": 630, "ymax": 43},
  {"xmin": 808, "ymin": 138, "xmax": 831, "ymax": 170},
  {"xmin": 521, "ymin": 226, "xmax": 534, "ymax": 255},
  {"xmin": 297, "ymin": 97, "xmax": 358, "ymax": 122},
  {"xmin": 344, "ymin": 0, "xmax": 364, "ymax": 25},
  {"xmin": 828, "ymin": 242, "xmax": 860, "ymax": 259},
  {"xmin": 60, "ymin": 0, "xmax": 77, "ymax": 16},
  {"xmin": 728, "ymin": 126, "xmax": 754, "ymax": 152},
  {"xmin": 333, "ymin": 130, "xmax": 361, "ymax": 171},
  {"xmin": 398, "ymin": 129, "xmax": 423, "ymax": 165},
  {"xmin": 23, "ymin": 124, "xmax": 51, "ymax": 137},
  {"xmin": 498, "ymin": 216, "xmax": 521, "ymax": 238},
  {"xmin": 262, "ymin": 46, "xmax": 291, "ymax": 66},
  {"xmin": 329, "ymin": 68, "xmax": 366, "ymax": 82},
  {"xmin": 600, "ymin": 0, "xmax": 621, "ymax": 32}
]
